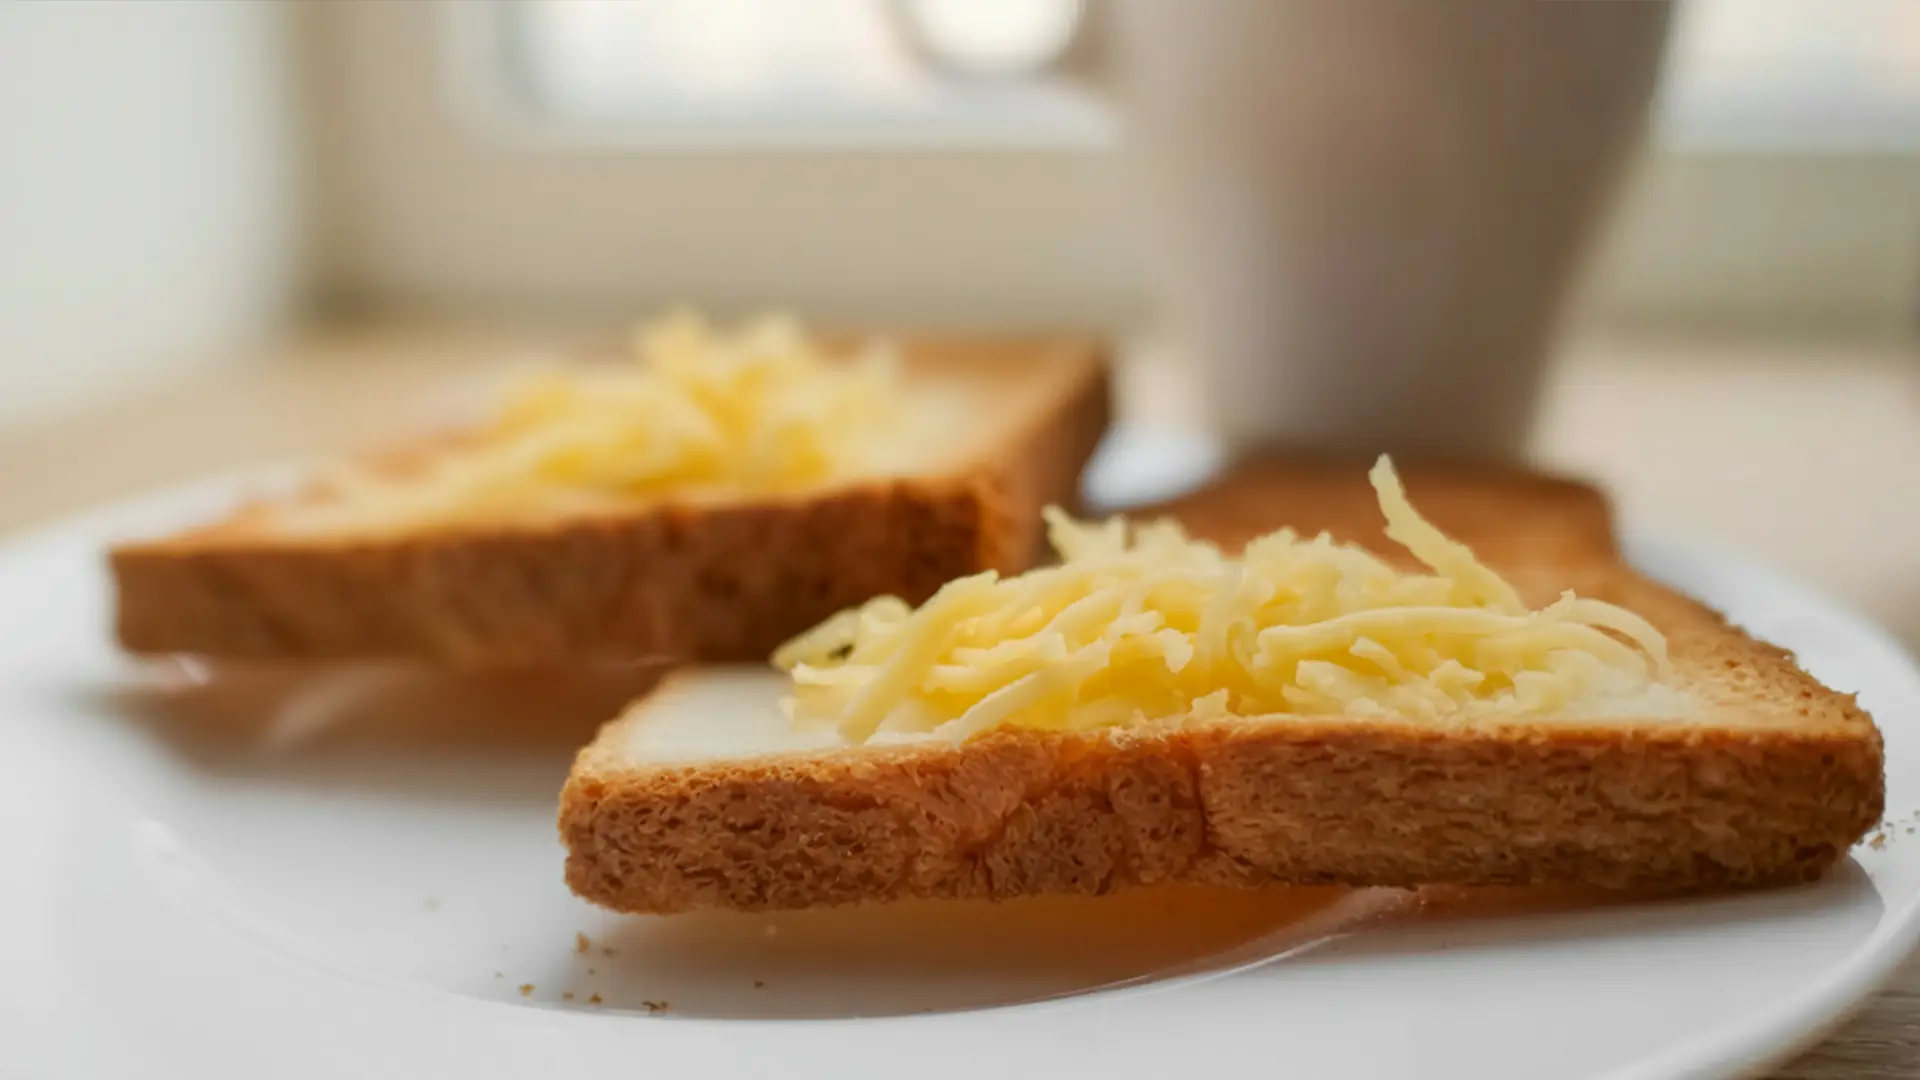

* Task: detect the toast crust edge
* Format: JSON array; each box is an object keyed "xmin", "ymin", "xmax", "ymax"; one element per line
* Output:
[{"xmin": 562, "ymin": 718, "xmax": 1881, "ymax": 914}]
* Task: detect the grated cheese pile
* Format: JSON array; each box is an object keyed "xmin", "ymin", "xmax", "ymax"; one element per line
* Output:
[
  {"xmin": 288, "ymin": 312, "xmax": 919, "ymax": 531},
  {"xmin": 774, "ymin": 456, "xmax": 1673, "ymax": 743}
]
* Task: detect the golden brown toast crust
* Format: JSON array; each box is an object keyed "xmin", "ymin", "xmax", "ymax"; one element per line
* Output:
[
  {"xmin": 559, "ymin": 566, "xmax": 1883, "ymax": 914},
  {"xmin": 110, "ymin": 339, "xmax": 1112, "ymax": 667}
]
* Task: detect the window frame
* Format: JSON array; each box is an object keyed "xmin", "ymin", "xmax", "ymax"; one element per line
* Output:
[{"xmin": 303, "ymin": 0, "xmax": 1920, "ymax": 337}]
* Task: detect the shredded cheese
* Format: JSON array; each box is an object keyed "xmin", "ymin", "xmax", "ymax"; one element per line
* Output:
[
  {"xmin": 279, "ymin": 311, "xmax": 928, "ymax": 532},
  {"xmin": 776, "ymin": 456, "xmax": 1675, "ymax": 743}
]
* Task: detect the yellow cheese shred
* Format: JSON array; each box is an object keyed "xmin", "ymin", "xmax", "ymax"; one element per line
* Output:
[
  {"xmin": 284, "ymin": 311, "xmax": 921, "ymax": 531},
  {"xmin": 775, "ymin": 456, "xmax": 1674, "ymax": 743}
]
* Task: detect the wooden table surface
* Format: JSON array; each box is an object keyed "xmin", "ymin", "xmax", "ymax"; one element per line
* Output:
[{"xmin": 2, "ymin": 324, "xmax": 1916, "ymax": 1077}]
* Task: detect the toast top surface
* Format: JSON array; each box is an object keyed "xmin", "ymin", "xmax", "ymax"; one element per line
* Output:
[
  {"xmin": 1138, "ymin": 452, "xmax": 1617, "ymax": 567},
  {"xmin": 574, "ymin": 562, "xmax": 1874, "ymax": 779},
  {"xmin": 128, "ymin": 333, "xmax": 1105, "ymax": 550}
]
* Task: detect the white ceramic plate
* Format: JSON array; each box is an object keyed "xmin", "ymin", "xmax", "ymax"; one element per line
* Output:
[{"xmin": 3, "ymin": 433, "xmax": 1918, "ymax": 1080}]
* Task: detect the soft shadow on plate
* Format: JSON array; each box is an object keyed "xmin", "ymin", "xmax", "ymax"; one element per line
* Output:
[
  {"xmin": 515, "ymin": 885, "xmax": 1412, "ymax": 1019},
  {"xmin": 71, "ymin": 657, "xmax": 1891, "ymax": 1026},
  {"xmin": 81, "ymin": 657, "xmax": 671, "ymax": 807},
  {"xmin": 1291, "ymin": 860, "xmax": 1884, "ymax": 967},
  {"xmin": 510, "ymin": 872, "xmax": 1880, "ymax": 1021}
]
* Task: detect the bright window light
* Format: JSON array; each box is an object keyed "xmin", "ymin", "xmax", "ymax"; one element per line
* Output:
[
  {"xmin": 500, "ymin": 0, "xmax": 1920, "ymax": 151},
  {"xmin": 504, "ymin": 0, "xmax": 1095, "ymax": 140},
  {"xmin": 1662, "ymin": 0, "xmax": 1920, "ymax": 149},
  {"xmin": 894, "ymin": 0, "xmax": 1084, "ymax": 78}
]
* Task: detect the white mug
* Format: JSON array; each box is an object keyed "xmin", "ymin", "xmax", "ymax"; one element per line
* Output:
[{"xmin": 1111, "ymin": 0, "xmax": 1673, "ymax": 461}]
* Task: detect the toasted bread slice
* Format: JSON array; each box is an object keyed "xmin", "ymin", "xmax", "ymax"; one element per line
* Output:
[
  {"xmin": 559, "ymin": 561, "xmax": 1882, "ymax": 914},
  {"xmin": 111, "ymin": 336, "xmax": 1111, "ymax": 667}
]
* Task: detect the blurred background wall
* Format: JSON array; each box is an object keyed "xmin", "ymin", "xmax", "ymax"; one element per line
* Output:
[
  {"xmin": 2, "ymin": 0, "xmax": 1917, "ymax": 433},
  {"xmin": 0, "ymin": 1, "xmax": 304, "ymax": 429}
]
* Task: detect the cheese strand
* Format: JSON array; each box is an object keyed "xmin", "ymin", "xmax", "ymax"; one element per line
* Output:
[
  {"xmin": 278, "ymin": 312, "xmax": 923, "ymax": 534},
  {"xmin": 777, "ymin": 455, "xmax": 1674, "ymax": 743}
]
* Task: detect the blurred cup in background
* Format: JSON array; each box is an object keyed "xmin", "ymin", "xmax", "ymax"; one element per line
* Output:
[{"xmin": 1112, "ymin": 0, "xmax": 1673, "ymax": 461}]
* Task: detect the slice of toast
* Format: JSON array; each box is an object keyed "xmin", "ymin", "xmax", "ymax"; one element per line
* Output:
[
  {"xmin": 111, "ymin": 335, "xmax": 1111, "ymax": 667},
  {"xmin": 559, "ymin": 562, "xmax": 1882, "ymax": 914},
  {"xmin": 557, "ymin": 455, "xmax": 1882, "ymax": 915}
]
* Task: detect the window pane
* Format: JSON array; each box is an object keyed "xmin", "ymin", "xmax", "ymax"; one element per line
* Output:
[
  {"xmin": 509, "ymin": 0, "xmax": 1089, "ymax": 128},
  {"xmin": 507, "ymin": 0, "xmax": 1920, "ymax": 151},
  {"xmin": 1662, "ymin": 0, "xmax": 1920, "ymax": 148},
  {"xmin": 514, "ymin": 0, "xmax": 919, "ymax": 115}
]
